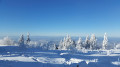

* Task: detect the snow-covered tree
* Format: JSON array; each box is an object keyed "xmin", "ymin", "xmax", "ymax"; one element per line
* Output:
[
  {"xmin": 90, "ymin": 34, "xmax": 97, "ymax": 50},
  {"xmin": 19, "ymin": 34, "xmax": 25, "ymax": 47},
  {"xmin": 26, "ymin": 33, "xmax": 31, "ymax": 44},
  {"xmin": 58, "ymin": 35, "xmax": 75, "ymax": 50},
  {"xmin": 84, "ymin": 35, "xmax": 90, "ymax": 49},
  {"xmin": 78, "ymin": 37, "xmax": 82, "ymax": 44},
  {"xmin": 53, "ymin": 44, "xmax": 56, "ymax": 50},
  {"xmin": 0, "ymin": 36, "xmax": 15, "ymax": 46},
  {"xmin": 114, "ymin": 43, "xmax": 117, "ymax": 49},
  {"xmin": 116, "ymin": 43, "xmax": 120, "ymax": 49},
  {"xmin": 102, "ymin": 33, "xmax": 108, "ymax": 50},
  {"xmin": 27, "ymin": 41, "xmax": 39, "ymax": 48},
  {"xmin": 76, "ymin": 37, "xmax": 82, "ymax": 50},
  {"xmin": 48, "ymin": 43, "xmax": 56, "ymax": 50}
]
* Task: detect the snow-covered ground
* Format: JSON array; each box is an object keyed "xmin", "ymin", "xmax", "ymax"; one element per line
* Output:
[{"xmin": 0, "ymin": 46, "xmax": 120, "ymax": 67}]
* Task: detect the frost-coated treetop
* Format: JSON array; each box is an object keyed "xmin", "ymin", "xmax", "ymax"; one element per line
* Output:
[
  {"xmin": 19, "ymin": 34, "xmax": 25, "ymax": 47},
  {"xmin": 19, "ymin": 34, "xmax": 24, "ymax": 43},
  {"xmin": 26, "ymin": 32, "xmax": 31, "ymax": 43},
  {"xmin": 78, "ymin": 37, "xmax": 82, "ymax": 44},
  {"xmin": 90, "ymin": 34, "xmax": 96, "ymax": 42},
  {"xmin": 84, "ymin": 35, "xmax": 91, "ymax": 49},
  {"xmin": 102, "ymin": 33, "xmax": 108, "ymax": 49},
  {"xmin": 85, "ymin": 35, "xmax": 90, "ymax": 44},
  {"xmin": 90, "ymin": 34, "xmax": 97, "ymax": 49},
  {"xmin": 58, "ymin": 34, "xmax": 75, "ymax": 50}
]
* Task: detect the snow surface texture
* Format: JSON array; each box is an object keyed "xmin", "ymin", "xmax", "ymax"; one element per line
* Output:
[{"xmin": 0, "ymin": 46, "xmax": 120, "ymax": 67}]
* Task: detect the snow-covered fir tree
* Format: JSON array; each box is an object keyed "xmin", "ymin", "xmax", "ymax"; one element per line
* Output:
[
  {"xmin": 26, "ymin": 32, "xmax": 31, "ymax": 44},
  {"xmin": 53, "ymin": 43, "xmax": 56, "ymax": 50},
  {"xmin": 76, "ymin": 37, "xmax": 82, "ymax": 50},
  {"xmin": 46, "ymin": 41, "xmax": 56, "ymax": 50},
  {"xmin": 19, "ymin": 34, "xmax": 25, "ymax": 47},
  {"xmin": 78, "ymin": 37, "xmax": 82, "ymax": 44},
  {"xmin": 102, "ymin": 33, "xmax": 108, "ymax": 50},
  {"xmin": 90, "ymin": 34, "xmax": 97, "ymax": 50},
  {"xmin": 58, "ymin": 35, "xmax": 75, "ymax": 50},
  {"xmin": 114, "ymin": 43, "xmax": 117, "ymax": 49},
  {"xmin": 49, "ymin": 43, "xmax": 56, "ymax": 50},
  {"xmin": 84, "ymin": 35, "xmax": 90, "ymax": 49},
  {"xmin": 0, "ymin": 36, "xmax": 15, "ymax": 46}
]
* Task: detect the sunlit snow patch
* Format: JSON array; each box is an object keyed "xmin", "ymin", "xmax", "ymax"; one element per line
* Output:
[
  {"xmin": 112, "ymin": 61, "xmax": 120, "ymax": 65},
  {"xmin": 36, "ymin": 57, "xmax": 65, "ymax": 64},
  {"xmin": 65, "ymin": 58, "xmax": 98, "ymax": 65},
  {"xmin": 0, "ymin": 56, "xmax": 35, "ymax": 62},
  {"xmin": 65, "ymin": 58, "xmax": 83, "ymax": 65},
  {"xmin": 60, "ymin": 53, "xmax": 69, "ymax": 55}
]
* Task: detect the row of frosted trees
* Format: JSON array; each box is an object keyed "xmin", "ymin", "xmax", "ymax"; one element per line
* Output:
[
  {"xmin": 18, "ymin": 33, "xmax": 56, "ymax": 50},
  {"xmin": 58, "ymin": 33, "xmax": 108, "ymax": 50},
  {"xmin": 18, "ymin": 33, "xmax": 108, "ymax": 50}
]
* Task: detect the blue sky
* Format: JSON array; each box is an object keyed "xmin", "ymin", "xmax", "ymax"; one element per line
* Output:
[{"xmin": 0, "ymin": 0, "xmax": 120, "ymax": 37}]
